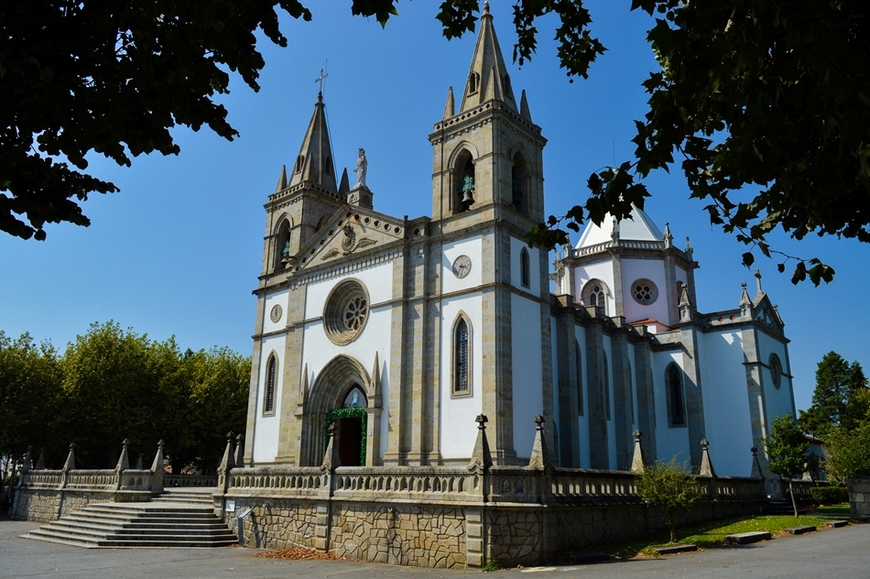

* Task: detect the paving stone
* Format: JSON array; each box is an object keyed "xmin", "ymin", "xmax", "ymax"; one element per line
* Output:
[
  {"xmin": 655, "ymin": 544, "xmax": 698, "ymax": 555},
  {"xmin": 824, "ymin": 520, "xmax": 849, "ymax": 528},
  {"xmin": 784, "ymin": 526, "xmax": 816, "ymax": 535},
  {"xmin": 726, "ymin": 531, "xmax": 772, "ymax": 544}
]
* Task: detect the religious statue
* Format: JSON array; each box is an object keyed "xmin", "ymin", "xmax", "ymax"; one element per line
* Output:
[{"xmin": 353, "ymin": 148, "xmax": 367, "ymax": 189}]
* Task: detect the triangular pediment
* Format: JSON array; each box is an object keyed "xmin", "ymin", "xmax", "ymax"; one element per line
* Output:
[
  {"xmin": 293, "ymin": 206, "xmax": 407, "ymax": 271},
  {"xmin": 752, "ymin": 293, "xmax": 784, "ymax": 334}
]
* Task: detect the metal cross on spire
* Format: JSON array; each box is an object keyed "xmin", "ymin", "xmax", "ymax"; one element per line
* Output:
[{"xmin": 315, "ymin": 61, "xmax": 329, "ymax": 96}]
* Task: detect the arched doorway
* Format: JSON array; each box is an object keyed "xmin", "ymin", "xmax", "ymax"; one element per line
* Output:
[{"xmin": 326, "ymin": 385, "xmax": 368, "ymax": 467}]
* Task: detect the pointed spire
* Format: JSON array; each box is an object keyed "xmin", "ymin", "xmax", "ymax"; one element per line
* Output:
[
  {"xmin": 739, "ymin": 281, "xmax": 752, "ymax": 317},
  {"xmin": 300, "ymin": 363, "xmax": 309, "ymax": 397},
  {"xmin": 699, "ymin": 439, "xmax": 716, "ymax": 477},
  {"xmin": 519, "ymin": 89, "xmax": 532, "ymax": 122},
  {"xmin": 685, "ymin": 236, "xmax": 693, "ymax": 256},
  {"xmin": 288, "ymin": 93, "xmax": 338, "ymax": 191},
  {"xmin": 275, "ymin": 165, "xmax": 287, "ymax": 192},
  {"xmin": 136, "ymin": 453, "xmax": 143, "ymax": 470},
  {"xmin": 218, "ymin": 431, "xmax": 235, "ymax": 472},
  {"xmin": 370, "ymin": 352, "xmax": 380, "ymax": 399},
  {"xmin": 754, "ymin": 268, "xmax": 764, "ymax": 297},
  {"xmin": 35, "ymin": 448, "xmax": 45, "ymax": 470},
  {"xmin": 339, "ymin": 168, "xmax": 350, "ymax": 195},
  {"xmin": 21, "ymin": 446, "xmax": 33, "ymax": 473},
  {"xmin": 631, "ymin": 430, "xmax": 646, "ymax": 472},
  {"xmin": 663, "ymin": 222, "xmax": 673, "ymax": 248},
  {"xmin": 443, "ymin": 86, "xmax": 455, "ymax": 119},
  {"xmin": 459, "ymin": 3, "xmax": 517, "ymax": 113},
  {"xmin": 115, "ymin": 438, "xmax": 130, "ymax": 472},
  {"xmin": 750, "ymin": 446, "xmax": 764, "ymax": 479},
  {"xmin": 678, "ymin": 282, "xmax": 692, "ymax": 323}
]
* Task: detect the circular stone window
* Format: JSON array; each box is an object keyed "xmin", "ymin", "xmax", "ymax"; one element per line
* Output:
[
  {"xmin": 631, "ymin": 279, "xmax": 659, "ymax": 305},
  {"xmin": 323, "ymin": 279, "xmax": 370, "ymax": 345},
  {"xmin": 770, "ymin": 354, "xmax": 783, "ymax": 389}
]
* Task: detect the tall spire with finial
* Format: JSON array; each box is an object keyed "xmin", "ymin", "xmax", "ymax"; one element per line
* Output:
[
  {"xmin": 287, "ymin": 91, "xmax": 338, "ymax": 191},
  {"xmin": 459, "ymin": 2, "xmax": 517, "ymax": 113}
]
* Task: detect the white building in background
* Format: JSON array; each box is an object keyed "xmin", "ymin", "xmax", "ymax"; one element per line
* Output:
[{"xmin": 242, "ymin": 4, "xmax": 796, "ymax": 478}]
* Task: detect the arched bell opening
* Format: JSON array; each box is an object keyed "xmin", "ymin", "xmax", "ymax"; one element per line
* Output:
[{"xmin": 453, "ymin": 150, "xmax": 476, "ymax": 214}]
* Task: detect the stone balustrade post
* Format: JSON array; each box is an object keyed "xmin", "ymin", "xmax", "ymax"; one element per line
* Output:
[
  {"xmin": 115, "ymin": 438, "xmax": 130, "ymax": 491},
  {"xmin": 150, "ymin": 440, "xmax": 165, "ymax": 494}
]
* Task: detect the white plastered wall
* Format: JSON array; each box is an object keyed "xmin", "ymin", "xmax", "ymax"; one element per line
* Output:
[
  {"xmin": 603, "ymin": 334, "xmax": 617, "ymax": 469},
  {"xmin": 512, "ymin": 293, "xmax": 544, "ymax": 460},
  {"xmin": 442, "ymin": 235, "xmax": 483, "ymax": 294},
  {"xmin": 756, "ymin": 330, "xmax": 796, "ymax": 427},
  {"xmin": 652, "ymin": 350, "xmax": 691, "ymax": 464},
  {"xmin": 252, "ymin": 334, "xmax": 286, "ymax": 463},
  {"xmin": 440, "ymin": 294, "xmax": 484, "ymax": 459},
  {"xmin": 550, "ymin": 317, "xmax": 561, "ymax": 461},
  {"xmin": 621, "ymin": 259, "xmax": 668, "ymax": 324},
  {"xmin": 574, "ymin": 260, "xmax": 615, "ymax": 315},
  {"xmin": 509, "ymin": 236, "xmax": 541, "ymax": 295},
  {"xmin": 301, "ymin": 262, "xmax": 394, "ymax": 461},
  {"xmin": 262, "ymin": 289, "xmax": 290, "ymax": 334},
  {"xmin": 698, "ymin": 330, "xmax": 753, "ymax": 476}
]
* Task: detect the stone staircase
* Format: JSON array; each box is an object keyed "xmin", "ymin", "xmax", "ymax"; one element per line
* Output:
[{"xmin": 21, "ymin": 488, "xmax": 236, "ymax": 548}]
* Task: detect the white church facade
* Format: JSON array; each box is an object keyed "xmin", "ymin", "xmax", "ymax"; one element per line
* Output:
[{"xmin": 242, "ymin": 5, "xmax": 796, "ymax": 479}]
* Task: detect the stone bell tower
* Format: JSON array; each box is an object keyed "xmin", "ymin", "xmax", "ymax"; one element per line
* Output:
[{"xmin": 427, "ymin": 2, "xmax": 554, "ymax": 465}]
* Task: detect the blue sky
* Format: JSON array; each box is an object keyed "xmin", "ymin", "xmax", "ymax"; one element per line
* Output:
[{"xmin": 0, "ymin": 2, "xmax": 866, "ymax": 414}]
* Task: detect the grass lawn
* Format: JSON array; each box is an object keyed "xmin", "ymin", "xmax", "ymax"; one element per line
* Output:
[{"xmin": 601, "ymin": 506, "xmax": 853, "ymax": 558}]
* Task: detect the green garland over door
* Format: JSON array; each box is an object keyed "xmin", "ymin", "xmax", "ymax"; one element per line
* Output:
[{"xmin": 325, "ymin": 407, "xmax": 367, "ymax": 466}]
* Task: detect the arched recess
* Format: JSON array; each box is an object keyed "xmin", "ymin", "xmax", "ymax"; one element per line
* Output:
[
  {"xmin": 520, "ymin": 247, "xmax": 531, "ymax": 289},
  {"xmin": 273, "ymin": 216, "xmax": 292, "ymax": 271},
  {"xmin": 451, "ymin": 147, "xmax": 477, "ymax": 214},
  {"xmin": 665, "ymin": 362, "xmax": 686, "ymax": 427},
  {"xmin": 263, "ymin": 352, "xmax": 278, "ymax": 415},
  {"xmin": 511, "ymin": 150, "xmax": 530, "ymax": 214},
  {"xmin": 582, "ymin": 279, "xmax": 610, "ymax": 316},
  {"xmin": 301, "ymin": 354, "xmax": 382, "ymax": 466}
]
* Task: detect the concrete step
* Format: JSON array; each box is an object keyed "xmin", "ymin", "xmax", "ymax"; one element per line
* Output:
[{"xmin": 23, "ymin": 496, "xmax": 234, "ymax": 549}]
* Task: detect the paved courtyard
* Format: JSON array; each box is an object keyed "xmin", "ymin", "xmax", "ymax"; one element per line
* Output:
[{"xmin": 2, "ymin": 520, "xmax": 869, "ymax": 579}]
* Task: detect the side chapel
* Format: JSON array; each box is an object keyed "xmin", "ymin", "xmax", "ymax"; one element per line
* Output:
[{"xmin": 242, "ymin": 4, "xmax": 797, "ymax": 477}]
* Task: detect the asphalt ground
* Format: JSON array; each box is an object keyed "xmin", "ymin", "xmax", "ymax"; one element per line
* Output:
[{"xmin": 2, "ymin": 519, "xmax": 869, "ymax": 579}]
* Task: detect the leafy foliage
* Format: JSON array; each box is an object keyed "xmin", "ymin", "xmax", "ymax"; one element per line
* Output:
[
  {"xmin": 798, "ymin": 351, "xmax": 868, "ymax": 439},
  {"xmin": 634, "ymin": 457, "xmax": 702, "ymax": 543},
  {"xmin": 825, "ymin": 422, "xmax": 870, "ymax": 481},
  {"xmin": 763, "ymin": 414, "xmax": 810, "ymax": 517}
]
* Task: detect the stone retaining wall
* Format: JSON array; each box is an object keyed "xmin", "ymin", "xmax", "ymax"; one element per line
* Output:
[
  {"xmin": 848, "ymin": 476, "xmax": 870, "ymax": 516},
  {"xmin": 12, "ymin": 488, "xmax": 115, "ymax": 522}
]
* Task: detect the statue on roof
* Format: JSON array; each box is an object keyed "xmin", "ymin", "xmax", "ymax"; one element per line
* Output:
[{"xmin": 353, "ymin": 148, "xmax": 368, "ymax": 189}]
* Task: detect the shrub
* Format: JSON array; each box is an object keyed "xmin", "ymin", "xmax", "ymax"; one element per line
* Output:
[{"xmin": 809, "ymin": 485, "xmax": 849, "ymax": 504}]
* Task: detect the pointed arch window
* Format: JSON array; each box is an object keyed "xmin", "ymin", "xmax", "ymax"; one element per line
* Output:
[
  {"xmin": 582, "ymin": 279, "xmax": 609, "ymax": 316},
  {"xmin": 263, "ymin": 354, "xmax": 278, "ymax": 415},
  {"xmin": 294, "ymin": 155, "xmax": 305, "ymax": 174},
  {"xmin": 603, "ymin": 352, "xmax": 611, "ymax": 420},
  {"xmin": 574, "ymin": 339, "xmax": 584, "ymax": 415},
  {"xmin": 511, "ymin": 152, "xmax": 529, "ymax": 213},
  {"xmin": 452, "ymin": 315, "xmax": 472, "ymax": 397},
  {"xmin": 275, "ymin": 219, "xmax": 291, "ymax": 270},
  {"xmin": 665, "ymin": 362, "xmax": 686, "ymax": 427},
  {"xmin": 453, "ymin": 150, "xmax": 475, "ymax": 214},
  {"xmin": 520, "ymin": 247, "xmax": 531, "ymax": 289},
  {"xmin": 468, "ymin": 72, "xmax": 480, "ymax": 95}
]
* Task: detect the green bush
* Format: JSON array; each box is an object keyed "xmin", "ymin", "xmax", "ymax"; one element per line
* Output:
[{"xmin": 809, "ymin": 485, "xmax": 849, "ymax": 504}]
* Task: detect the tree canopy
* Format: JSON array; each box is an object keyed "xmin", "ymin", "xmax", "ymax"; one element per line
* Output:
[
  {"xmin": 3, "ymin": 1, "xmax": 868, "ymax": 284},
  {"xmin": 0, "ymin": 323, "xmax": 250, "ymax": 472},
  {"xmin": 798, "ymin": 351, "xmax": 868, "ymax": 439},
  {"xmin": 763, "ymin": 414, "xmax": 809, "ymax": 517}
]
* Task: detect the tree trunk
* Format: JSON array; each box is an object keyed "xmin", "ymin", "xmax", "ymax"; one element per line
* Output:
[{"xmin": 789, "ymin": 480, "xmax": 799, "ymax": 517}]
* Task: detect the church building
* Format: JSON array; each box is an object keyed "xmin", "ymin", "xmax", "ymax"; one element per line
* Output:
[{"xmin": 242, "ymin": 4, "xmax": 796, "ymax": 478}]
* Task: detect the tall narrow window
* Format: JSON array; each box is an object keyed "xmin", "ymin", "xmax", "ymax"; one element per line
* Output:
[
  {"xmin": 665, "ymin": 363, "xmax": 686, "ymax": 427},
  {"xmin": 264, "ymin": 354, "xmax": 277, "ymax": 414},
  {"xmin": 603, "ymin": 353, "xmax": 611, "ymax": 420},
  {"xmin": 453, "ymin": 316, "xmax": 471, "ymax": 396},
  {"xmin": 574, "ymin": 339, "xmax": 584, "ymax": 415},
  {"xmin": 582, "ymin": 280, "xmax": 608, "ymax": 316},
  {"xmin": 520, "ymin": 247, "xmax": 531, "ymax": 289},
  {"xmin": 511, "ymin": 152, "xmax": 529, "ymax": 213},
  {"xmin": 454, "ymin": 150, "xmax": 475, "ymax": 214},
  {"xmin": 275, "ymin": 219, "xmax": 291, "ymax": 270}
]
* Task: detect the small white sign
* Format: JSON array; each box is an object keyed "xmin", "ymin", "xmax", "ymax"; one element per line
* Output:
[{"xmin": 226, "ymin": 499, "xmax": 236, "ymax": 512}]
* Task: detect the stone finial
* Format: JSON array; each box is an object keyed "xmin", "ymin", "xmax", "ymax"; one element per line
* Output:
[
  {"xmin": 610, "ymin": 216, "xmax": 620, "ymax": 243},
  {"xmin": 115, "ymin": 438, "xmax": 130, "ymax": 472},
  {"xmin": 664, "ymin": 222, "xmax": 673, "ymax": 247},
  {"xmin": 685, "ymin": 236, "xmax": 693, "ymax": 255},
  {"xmin": 151, "ymin": 440, "xmax": 165, "ymax": 473},
  {"xmin": 234, "ymin": 434, "xmax": 245, "ymax": 468},
  {"xmin": 739, "ymin": 281, "xmax": 752, "ymax": 316},
  {"xmin": 631, "ymin": 430, "xmax": 646, "ymax": 473},
  {"xmin": 678, "ymin": 282, "xmax": 692, "ymax": 323},
  {"xmin": 321, "ymin": 422, "xmax": 341, "ymax": 473},
  {"xmin": 136, "ymin": 453, "xmax": 143, "ymax": 470},
  {"xmin": 483, "ymin": 0, "xmax": 490, "ymax": 14},
  {"xmin": 468, "ymin": 415, "xmax": 493, "ymax": 473},
  {"xmin": 275, "ymin": 164, "xmax": 287, "ymax": 192},
  {"xmin": 62, "ymin": 443, "xmax": 76, "ymax": 471},
  {"xmin": 218, "ymin": 432, "xmax": 235, "ymax": 473},
  {"xmin": 754, "ymin": 268, "xmax": 763, "ymax": 296},
  {"xmin": 699, "ymin": 438, "xmax": 716, "ymax": 478},
  {"xmin": 528, "ymin": 415, "xmax": 551, "ymax": 471}
]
